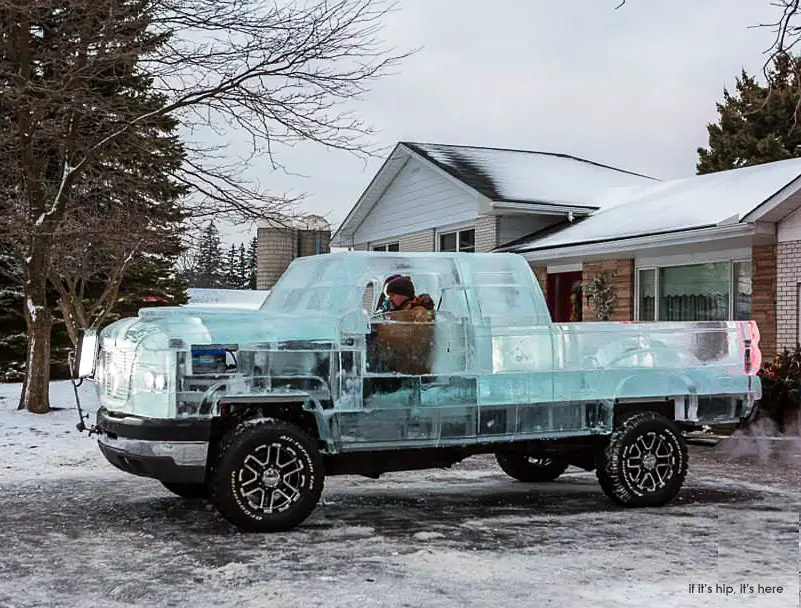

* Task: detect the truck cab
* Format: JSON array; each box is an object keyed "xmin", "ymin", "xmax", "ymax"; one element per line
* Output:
[{"xmin": 76, "ymin": 251, "xmax": 761, "ymax": 532}]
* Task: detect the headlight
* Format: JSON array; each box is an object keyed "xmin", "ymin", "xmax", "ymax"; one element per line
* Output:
[
  {"xmin": 153, "ymin": 373, "xmax": 166, "ymax": 392},
  {"xmin": 107, "ymin": 362, "xmax": 119, "ymax": 393},
  {"xmin": 143, "ymin": 371, "xmax": 155, "ymax": 390}
]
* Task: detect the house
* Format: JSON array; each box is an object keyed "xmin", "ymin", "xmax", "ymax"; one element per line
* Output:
[{"xmin": 332, "ymin": 141, "xmax": 801, "ymax": 356}]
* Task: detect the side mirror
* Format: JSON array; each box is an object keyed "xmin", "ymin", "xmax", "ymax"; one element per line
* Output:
[{"xmin": 74, "ymin": 328, "xmax": 99, "ymax": 378}]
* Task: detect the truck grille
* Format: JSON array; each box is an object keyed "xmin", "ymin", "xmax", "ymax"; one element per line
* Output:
[{"xmin": 102, "ymin": 347, "xmax": 136, "ymax": 401}]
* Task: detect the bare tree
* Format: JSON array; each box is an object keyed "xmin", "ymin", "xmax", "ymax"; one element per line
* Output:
[{"xmin": 1, "ymin": 0, "xmax": 411, "ymax": 413}]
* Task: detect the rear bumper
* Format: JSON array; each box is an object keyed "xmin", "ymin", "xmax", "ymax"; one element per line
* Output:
[{"xmin": 95, "ymin": 408, "xmax": 211, "ymax": 483}]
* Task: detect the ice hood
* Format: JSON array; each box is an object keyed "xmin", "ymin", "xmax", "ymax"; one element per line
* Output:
[{"xmin": 102, "ymin": 307, "xmax": 343, "ymax": 349}]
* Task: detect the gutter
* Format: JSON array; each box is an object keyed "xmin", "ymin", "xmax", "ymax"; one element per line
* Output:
[
  {"xmin": 517, "ymin": 223, "xmax": 758, "ymax": 262},
  {"xmin": 489, "ymin": 201, "xmax": 598, "ymax": 216}
]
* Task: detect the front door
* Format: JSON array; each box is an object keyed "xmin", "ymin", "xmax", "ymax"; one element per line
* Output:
[{"xmin": 546, "ymin": 271, "xmax": 583, "ymax": 322}]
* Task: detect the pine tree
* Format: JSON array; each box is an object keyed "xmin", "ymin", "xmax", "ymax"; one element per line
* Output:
[
  {"xmin": 237, "ymin": 243, "xmax": 248, "ymax": 289},
  {"xmin": 195, "ymin": 222, "xmax": 225, "ymax": 288},
  {"xmin": 45, "ymin": 2, "xmax": 190, "ymax": 349},
  {"xmin": 248, "ymin": 236, "xmax": 259, "ymax": 289},
  {"xmin": 0, "ymin": 245, "xmax": 25, "ymax": 382},
  {"xmin": 697, "ymin": 53, "xmax": 801, "ymax": 174},
  {"xmin": 223, "ymin": 244, "xmax": 237, "ymax": 288}
]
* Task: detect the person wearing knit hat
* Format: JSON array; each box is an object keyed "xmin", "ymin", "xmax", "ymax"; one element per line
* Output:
[
  {"xmin": 376, "ymin": 273, "xmax": 404, "ymax": 313},
  {"xmin": 385, "ymin": 276, "xmax": 435, "ymax": 316},
  {"xmin": 386, "ymin": 276, "xmax": 415, "ymax": 303}
]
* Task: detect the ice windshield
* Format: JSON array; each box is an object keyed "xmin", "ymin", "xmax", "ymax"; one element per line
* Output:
[{"xmin": 260, "ymin": 254, "xmax": 357, "ymax": 315}]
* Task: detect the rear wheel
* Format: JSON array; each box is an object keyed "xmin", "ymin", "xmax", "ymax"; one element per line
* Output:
[
  {"xmin": 160, "ymin": 481, "xmax": 208, "ymax": 499},
  {"xmin": 209, "ymin": 419, "xmax": 324, "ymax": 532},
  {"xmin": 495, "ymin": 453, "xmax": 569, "ymax": 482},
  {"xmin": 597, "ymin": 411, "xmax": 688, "ymax": 507}
]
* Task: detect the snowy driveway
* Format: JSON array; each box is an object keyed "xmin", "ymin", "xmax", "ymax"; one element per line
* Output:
[
  {"xmin": 0, "ymin": 448, "xmax": 799, "ymax": 608},
  {"xmin": 0, "ymin": 383, "xmax": 799, "ymax": 607}
]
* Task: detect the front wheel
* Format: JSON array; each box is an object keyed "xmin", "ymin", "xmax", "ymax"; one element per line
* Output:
[
  {"xmin": 495, "ymin": 453, "xmax": 569, "ymax": 482},
  {"xmin": 597, "ymin": 411, "xmax": 688, "ymax": 507},
  {"xmin": 209, "ymin": 420, "xmax": 324, "ymax": 532}
]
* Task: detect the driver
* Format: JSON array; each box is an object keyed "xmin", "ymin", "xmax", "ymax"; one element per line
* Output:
[{"xmin": 383, "ymin": 276, "xmax": 435, "ymax": 322}]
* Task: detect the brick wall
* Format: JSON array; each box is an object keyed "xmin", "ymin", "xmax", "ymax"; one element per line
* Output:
[
  {"xmin": 581, "ymin": 259, "xmax": 635, "ymax": 321},
  {"xmin": 531, "ymin": 264, "xmax": 548, "ymax": 300},
  {"xmin": 774, "ymin": 242, "xmax": 797, "ymax": 354},
  {"xmin": 400, "ymin": 229, "xmax": 435, "ymax": 252},
  {"xmin": 474, "ymin": 216, "xmax": 499, "ymax": 252}
]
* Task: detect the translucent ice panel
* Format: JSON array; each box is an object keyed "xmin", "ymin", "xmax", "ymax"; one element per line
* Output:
[
  {"xmin": 456, "ymin": 253, "xmax": 551, "ymax": 326},
  {"xmin": 552, "ymin": 319, "xmax": 760, "ymax": 401}
]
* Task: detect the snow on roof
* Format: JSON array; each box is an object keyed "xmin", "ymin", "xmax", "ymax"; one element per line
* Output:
[
  {"xmin": 403, "ymin": 142, "xmax": 657, "ymax": 208},
  {"xmin": 507, "ymin": 157, "xmax": 801, "ymax": 252}
]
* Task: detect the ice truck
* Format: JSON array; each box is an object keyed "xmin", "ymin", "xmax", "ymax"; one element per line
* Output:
[{"xmin": 73, "ymin": 251, "xmax": 762, "ymax": 532}]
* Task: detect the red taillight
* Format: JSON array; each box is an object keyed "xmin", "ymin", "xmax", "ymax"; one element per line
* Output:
[{"xmin": 747, "ymin": 320, "xmax": 762, "ymax": 374}]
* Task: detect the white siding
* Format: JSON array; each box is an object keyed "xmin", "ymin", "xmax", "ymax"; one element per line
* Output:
[
  {"xmin": 352, "ymin": 159, "xmax": 480, "ymax": 244},
  {"xmin": 498, "ymin": 215, "xmax": 561, "ymax": 246},
  {"xmin": 778, "ymin": 206, "xmax": 801, "ymax": 242}
]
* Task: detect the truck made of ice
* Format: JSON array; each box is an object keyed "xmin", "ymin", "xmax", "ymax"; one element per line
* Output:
[{"xmin": 75, "ymin": 251, "xmax": 762, "ymax": 532}]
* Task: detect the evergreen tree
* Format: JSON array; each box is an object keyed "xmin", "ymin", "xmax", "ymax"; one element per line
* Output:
[
  {"xmin": 45, "ymin": 2, "xmax": 190, "ymax": 348},
  {"xmin": 223, "ymin": 244, "xmax": 237, "ymax": 288},
  {"xmin": 697, "ymin": 54, "xmax": 801, "ymax": 174},
  {"xmin": 113, "ymin": 250, "xmax": 189, "ymax": 320},
  {"xmin": 237, "ymin": 243, "xmax": 248, "ymax": 289},
  {"xmin": 0, "ymin": 245, "xmax": 25, "ymax": 382},
  {"xmin": 248, "ymin": 236, "xmax": 259, "ymax": 289},
  {"xmin": 195, "ymin": 222, "xmax": 225, "ymax": 288}
]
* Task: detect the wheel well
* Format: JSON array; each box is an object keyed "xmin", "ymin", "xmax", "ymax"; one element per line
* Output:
[
  {"xmin": 613, "ymin": 399, "xmax": 674, "ymax": 427},
  {"xmin": 209, "ymin": 401, "xmax": 319, "ymax": 447}
]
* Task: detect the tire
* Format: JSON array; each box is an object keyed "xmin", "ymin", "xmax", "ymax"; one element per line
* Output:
[
  {"xmin": 160, "ymin": 481, "xmax": 208, "ymax": 499},
  {"xmin": 597, "ymin": 411, "xmax": 688, "ymax": 508},
  {"xmin": 209, "ymin": 419, "xmax": 324, "ymax": 532},
  {"xmin": 495, "ymin": 452, "xmax": 569, "ymax": 482}
]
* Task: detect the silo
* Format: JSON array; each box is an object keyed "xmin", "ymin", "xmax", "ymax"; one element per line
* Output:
[
  {"xmin": 256, "ymin": 218, "xmax": 298, "ymax": 290},
  {"xmin": 297, "ymin": 215, "xmax": 332, "ymax": 258}
]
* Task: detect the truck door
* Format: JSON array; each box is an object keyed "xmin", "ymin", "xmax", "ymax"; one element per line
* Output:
[{"xmin": 460, "ymin": 255, "xmax": 556, "ymax": 439}]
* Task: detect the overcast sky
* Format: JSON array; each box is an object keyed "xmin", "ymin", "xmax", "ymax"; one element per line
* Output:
[{"xmin": 220, "ymin": 0, "xmax": 779, "ymax": 245}]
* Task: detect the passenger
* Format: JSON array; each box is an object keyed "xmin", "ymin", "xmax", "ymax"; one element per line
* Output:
[{"xmin": 384, "ymin": 276, "xmax": 435, "ymax": 321}]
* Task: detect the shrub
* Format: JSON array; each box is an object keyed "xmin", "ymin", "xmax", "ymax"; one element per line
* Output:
[
  {"xmin": 584, "ymin": 271, "xmax": 616, "ymax": 321},
  {"xmin": 757, "ymin": 344, "xmax": 801, "ymax": 431}
]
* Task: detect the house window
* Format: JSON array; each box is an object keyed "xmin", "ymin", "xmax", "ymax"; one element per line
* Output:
[
  {"xmin": 638, "ymin": 269, "xmax": 656, "ymax": 321},
  {"xmin": 636, "ymin": 260, "xmax": 752, "ymax": 322},
  {"xmin": 439, "ymin": 228, "xmax": 475, "ymax": 252},
  {"xmin": 733, "ymin": 261, "xmax": 752, "ymax": 321},
  {"xmin": 372, "ymin": 242, "xmax": 399, "ymax": 252}
]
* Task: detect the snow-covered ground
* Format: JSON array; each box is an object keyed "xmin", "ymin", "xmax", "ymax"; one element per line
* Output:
[
  {"xmin": 0, "ymin": 381, "xmax": 108, "ymax": 483},
  {"xmin": 0, "ymin": 382, "xmax": 799, "ymax": 608}
]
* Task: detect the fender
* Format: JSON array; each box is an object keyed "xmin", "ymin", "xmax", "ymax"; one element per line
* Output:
[{"xmin": 212, "ymin": 391, "xmax": 332, "ymax": 449}]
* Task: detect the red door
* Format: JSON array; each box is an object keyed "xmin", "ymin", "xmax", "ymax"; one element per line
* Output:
[{"xmin": 546, "ymin": 271, "xmax": 583, "ymax": 322}]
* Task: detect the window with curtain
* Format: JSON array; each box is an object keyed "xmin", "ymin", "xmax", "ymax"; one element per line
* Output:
[
  {"xmin": 637, "ymin": 260, "xmax": 750, "ymax": 322},
  {"xmin": 658, "ymin": 262, "xmax": 729, "ymax": 321},
  {"xmin": 733, "ymin": 261, "xmax": 752, "ymax": 321},
  {"xmin": 638, "ymin": 269, "xmax": 655, "ymax": 321}
]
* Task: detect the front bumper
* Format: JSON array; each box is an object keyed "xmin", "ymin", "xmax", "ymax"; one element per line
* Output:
[{"xmin": 96, "ymin": 407, "xmax": 211, "ymax": 484}]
